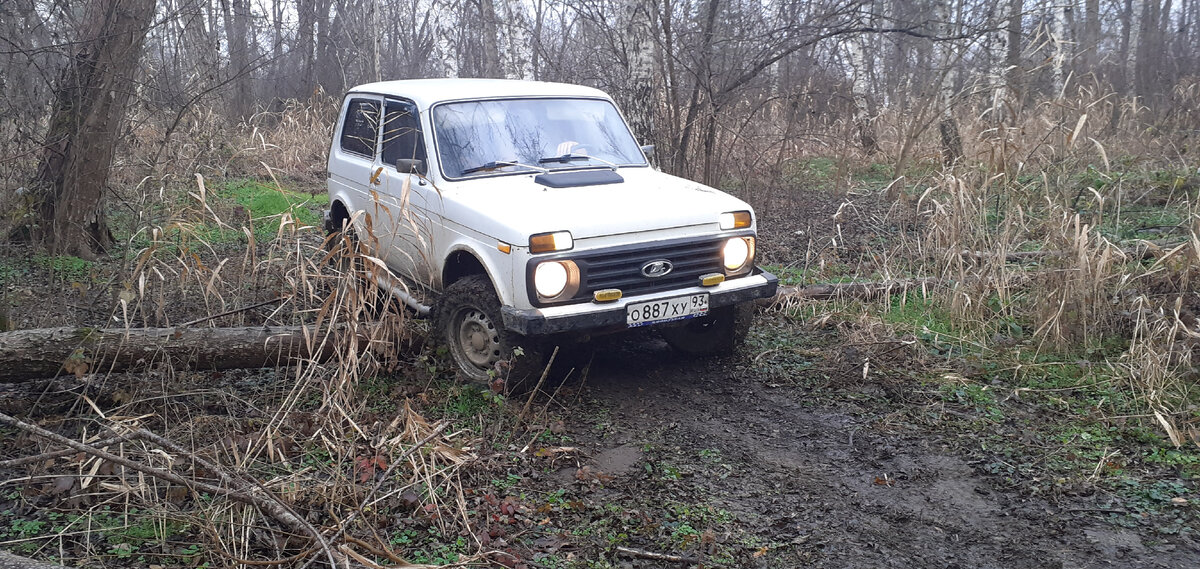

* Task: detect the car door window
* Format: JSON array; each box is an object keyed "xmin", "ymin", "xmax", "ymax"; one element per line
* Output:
[
  {"xmin": 382, "ymin": 99, "xmax": 427, "ymax": 173},
  {"xmin": 340, "ymin": 98, "xmax": 380, "ymax": 158}
]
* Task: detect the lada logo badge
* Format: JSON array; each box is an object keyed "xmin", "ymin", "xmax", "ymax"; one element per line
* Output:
[{"xmin": 641, "ymin": 260, "xmax": 673, "ymax": 278}]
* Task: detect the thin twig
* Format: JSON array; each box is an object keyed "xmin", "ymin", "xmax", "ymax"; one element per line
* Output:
[
  {"xmin": 615, "ymin": 545, "xmax": 700, "ymax": 564},
  {"xmin": 0, "ymin": 433, "xmax": 134, "ymax": 468},
  {"xmin": 179, "ymin": 296, "xmax": 288, "ymax": 327},
  {"xmin": 520, "ymin": 346, "xmax": 559, "ymax": 420}
]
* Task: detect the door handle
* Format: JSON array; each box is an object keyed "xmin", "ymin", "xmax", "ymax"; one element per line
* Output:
[{"xmin": 369, "ymin": 167, "xmax": 383, "ymax": 186}]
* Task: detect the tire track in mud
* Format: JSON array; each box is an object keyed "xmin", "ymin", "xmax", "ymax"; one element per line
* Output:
[{"xmin": 563, "ymin": 337, "xmax": 1196, "ymax": 568}]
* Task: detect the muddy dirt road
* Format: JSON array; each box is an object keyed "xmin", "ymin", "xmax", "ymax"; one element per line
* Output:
[{"xmin": 540, "ymin": 333, "xmax": 1198, "ymax": 568}]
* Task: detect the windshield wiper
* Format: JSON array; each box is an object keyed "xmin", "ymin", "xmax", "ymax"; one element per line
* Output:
[
  {"xmin": 537, "ymin": 154, "xmax": 591, "ymax": 164},
  {"xmin": 537, "ymin": 153, "xmax": 618, "ymax": 171},
  {"xmin": 460, "ymin": 160, "xmax": 546, "ymax": 175}
]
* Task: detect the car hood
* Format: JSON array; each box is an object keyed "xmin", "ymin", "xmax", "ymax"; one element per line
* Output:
[{"xmin": 439, "ymin": 167, "xmax": 750, "ymax": 244}]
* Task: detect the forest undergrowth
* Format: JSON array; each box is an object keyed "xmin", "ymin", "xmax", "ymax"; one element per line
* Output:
[{"xmin": 2, "ymin": 86, "xmax": 1200, "ymax": 567}]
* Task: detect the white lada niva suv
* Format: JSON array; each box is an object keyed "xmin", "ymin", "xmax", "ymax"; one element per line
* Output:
[{"xmin": 325, "ymin": 79, "xmax": 778, "ymax": 384}]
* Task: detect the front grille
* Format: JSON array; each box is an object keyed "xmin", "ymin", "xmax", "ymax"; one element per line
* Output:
[
  {"xmin": 578, "ymin": 238, "xmax": 724, "ymax": 298},
  {"xmin": 527, "ymin": 234, "xmax": 746, "ymax": 307}
]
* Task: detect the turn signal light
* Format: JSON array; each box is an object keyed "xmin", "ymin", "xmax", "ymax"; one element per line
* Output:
[
  {"xmin": 530, "ymin": 231, "xmax": 573, "ymax": 253},
  {"xmin": 593, "ymin": 289, "xmax": 623, "ymax": 302},
  {"xmin": 719, "ymin": 211, "xmax": 752, "ymax": 230}
]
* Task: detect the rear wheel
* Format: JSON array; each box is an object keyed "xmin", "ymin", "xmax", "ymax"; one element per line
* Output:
[
  {"xmin": 659, "ymin": 302, "xmax": 754, "ymax": 355},
  {"xmin": 437, "ymin": 275, "xmax": 545, "ymax": 389}
]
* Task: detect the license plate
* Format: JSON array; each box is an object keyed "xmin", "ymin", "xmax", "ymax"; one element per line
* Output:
[{"xmin": 626, "ymin": 293, "xmax": 709, "ymax": 327}]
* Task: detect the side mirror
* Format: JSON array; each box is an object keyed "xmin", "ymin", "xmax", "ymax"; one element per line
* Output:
[
  {"xmin": 396, "ymin": 158, "xmax": 424, "ymax": 174},
  {"xmin": 640, "ymin": 144, "xmax": 655, "ymax": 158}
]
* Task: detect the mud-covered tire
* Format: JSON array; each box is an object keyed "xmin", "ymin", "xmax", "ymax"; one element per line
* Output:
[
  {"xmin": 435, "ymin": 275, "xmax": 546, "ymax": 388},
  {"xmin": 659, "ymin": 302, "xmax": 754, "ymax": 355}
]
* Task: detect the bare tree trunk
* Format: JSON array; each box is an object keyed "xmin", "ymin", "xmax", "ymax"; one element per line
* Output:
[
  {"xmin": 1049, "ymin": 1, "xmax": 1069, "ymax": 96},
  {"xmin": 297, "ymin": 0, "xmax": 317, "ymax": 94},
  {"xmin": 220, "ymin": 0, "xmax": 252, "ymax": 119},
  {"xmin": 480, "ymin": 0, "xmax": 501, "ymax": 78},
  {"xmin": 367, "ymin": 0, "xmax": 381, "ymax": 82},
  {"xmin": 1006, "ymin": 0, "xmax": 1023, "ymax": 104},
  {"xmin": 622, "ymin": 0, "xmax": 656, "ymax": 144},
  {"xmin": 271, "ymin": 0, "xmax": 283, "ymax": 90},
  {"xmin": 936, "ymin": 0, "xmax": 963, "ymax": 164},
  {"xmin": 1084, "ymin": 0, "xmax": 1101, "ymax": 72},
  {"xmin": 986, "ymin": 1, "xmax": 1011, "ymax": 122},
  {"xmin": 498, "ymin": 0, "xmax": 532, "ymax": 79},
  {"xmin": 845, "ymin": 29, "xmax": 878, "ymax": 155},
  {"xmin": 673, "ymin": 0, "xmax": 719, "ymax": 176},
  {"xmin": 29, "ymin": 0, "xmax": 157, "ymax": 260},
  {"xmin": 659, "ymin": 0, "xmax": 683, "ymax": 170},
  {"xmin": 434, "ymin": 0, "xmax": 460, "ymax": 78},
  {"xmin": 1127, "ymin": 0, "xmax": 1145, "ymax": 96}
]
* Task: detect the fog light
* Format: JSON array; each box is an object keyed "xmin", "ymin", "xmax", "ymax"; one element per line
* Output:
[
  {"xmin": 593, "ymin": 289, "xmax": 622, "ymax": 302},
  {"xmin": 700, "ymin": 273, "xmax": 725, "ymax": 286}
]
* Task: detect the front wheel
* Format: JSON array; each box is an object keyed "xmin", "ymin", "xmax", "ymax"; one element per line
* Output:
[
  {"xmin": 659, "ymin": 302, "xmax": 754, "ymax": 355},
  {"xmin": 436, "ymin": 275, "xmax": 546, "ymax": 389}
]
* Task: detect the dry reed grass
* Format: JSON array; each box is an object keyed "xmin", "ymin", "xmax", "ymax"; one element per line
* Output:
[
  {"xmin": 0, "ymin": 98, "xmax": 512, "ymax": 567},
  {"xmin": 894, "ymin": 112, "xmax": 1200, "ymax": 446},
  {"xmin": 756, "ymin": 78, "xmax": 1200, "ymax": 447}
]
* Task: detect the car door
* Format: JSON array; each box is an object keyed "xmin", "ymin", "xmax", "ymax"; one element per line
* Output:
[
  {"xmin": 328, "ymin": 95, "xmax": 389, "ymax": 253},
  {"xmin": 377, "ymin": 98, "xmax": 440, "ymax": 286}
]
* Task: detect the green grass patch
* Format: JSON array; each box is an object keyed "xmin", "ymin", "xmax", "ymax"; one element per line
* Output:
[
  {"xmin": 222, "ymin": 179, "xmax": 321, "ymax": 229},
  {"xmin": 120, "ymin": 178, "xmax": 323, "ymax": 252},
  {"xmin": 33, "ymin": 254, "xmax": 93, "ymax": 283}
]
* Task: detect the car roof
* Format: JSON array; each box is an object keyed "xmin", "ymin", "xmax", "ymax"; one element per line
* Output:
[{"xmin": 346, "ymin": 78, "xmax": 612, "ymax": 108}]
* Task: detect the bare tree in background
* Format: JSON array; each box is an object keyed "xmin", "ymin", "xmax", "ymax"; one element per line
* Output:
[
  {"xmin": 844, "ymin": 8, "xmax": 878, "ymax": 155},
  {"xmin": 4, "ymin": 0, "xmax": 1200, "ymax": 260},
  {"xmin": 935, "ymin": 0, "xmax": 963, "ymax": 164},
  {"xmin": 28, "ymin": 0, "xmax": 157, "ymax": 259},
  {"xmin": 620, "ymin": 0, "xmax": 657, "ymax": 144}
]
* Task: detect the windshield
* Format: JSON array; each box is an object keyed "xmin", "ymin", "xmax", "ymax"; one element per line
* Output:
[{"xmin": 432, "ymin": 98, "xmax": 647, "ymax": 179}]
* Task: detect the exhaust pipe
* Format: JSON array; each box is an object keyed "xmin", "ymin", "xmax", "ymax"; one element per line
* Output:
[{"xmin": 370, "ymin": 270, "xmax": 432, "ymax": 318}]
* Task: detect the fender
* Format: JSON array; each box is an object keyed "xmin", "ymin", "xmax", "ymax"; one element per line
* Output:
[{"xmin": 438, "ymin": 238, "xmax": 516, "ymax": 306}]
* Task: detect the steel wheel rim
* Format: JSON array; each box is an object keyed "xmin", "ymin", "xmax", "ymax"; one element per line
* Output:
[{"xmin": 451, "ymin": 306, "xmax": 501, "ymax": 372}]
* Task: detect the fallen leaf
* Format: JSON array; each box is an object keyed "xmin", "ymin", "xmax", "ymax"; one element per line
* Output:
[{"xmin": 51, "ymin": 476, "xmax": 75, "ymax": 495}]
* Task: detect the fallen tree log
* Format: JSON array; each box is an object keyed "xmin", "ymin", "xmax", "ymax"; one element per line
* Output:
[
  {"xmin": 0, "ymin": 551, "xmax": 63, "ymax": 569},
  {"xmin": 0, "ymin": 325, "xmax": 381, "ymax": 383}
]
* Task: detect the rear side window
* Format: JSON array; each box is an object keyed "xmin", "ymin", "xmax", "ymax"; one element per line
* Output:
[
  {"xmin": 339, "ymin": 98, "xmax": 380, "ymax": 157},
  {"xmin": 382, "ymin": 99, "xmax": 427, "ymax": 174}
]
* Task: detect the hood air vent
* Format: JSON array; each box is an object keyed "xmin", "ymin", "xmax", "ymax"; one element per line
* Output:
[{"xmin": 534, "ymin": 170, "xmax": 624, "ymax": 188}]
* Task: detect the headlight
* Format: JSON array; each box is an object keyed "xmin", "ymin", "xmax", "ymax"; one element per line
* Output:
[
  {"xmin": 534, "ymin": 261, "xmax": 568, "ymax": 297},
  {"xmin": 530, "ymin": 231, "xmax": 573, "ymax": 253},
  {"xmin": 719, "ymin": 211, "xmax": 752, "ymax": 230},
  {"xmin": 723, "ymin": 237, "xmax": 754, "ymax": 273},
  {"xmin": 533, "ymin": 260, "xmax": 579, "ymax": 300}
]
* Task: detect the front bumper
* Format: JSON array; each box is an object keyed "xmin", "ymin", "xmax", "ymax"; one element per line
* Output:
[{"xmin": 501, "ymin": 268, "xmax": 778, "ymax": 335}]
